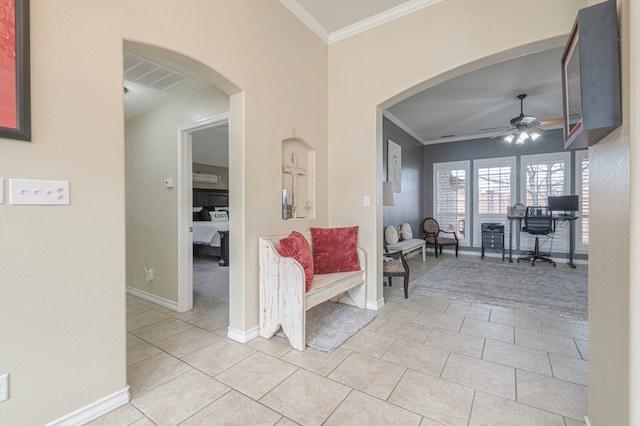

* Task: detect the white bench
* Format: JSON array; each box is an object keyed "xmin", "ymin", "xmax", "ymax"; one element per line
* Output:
[
  {"xmin": 259, "ymin": 232, "xmax": 367, "ymax": 351},
  {"xmin": 387, "ymin": 238, "xmax": 426, "ymax": 261}
]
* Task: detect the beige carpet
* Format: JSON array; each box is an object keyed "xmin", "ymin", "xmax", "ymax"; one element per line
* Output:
[{"xmin": 193, "ymin": 257, "xmax": 229, "ymax": 322}]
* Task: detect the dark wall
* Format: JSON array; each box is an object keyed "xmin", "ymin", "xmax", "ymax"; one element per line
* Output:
[{"xmin": 382, "ymin": 117, "xmax": 423, "ymax": 238}]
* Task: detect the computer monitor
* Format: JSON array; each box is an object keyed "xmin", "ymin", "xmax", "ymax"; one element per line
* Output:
[{"xmin": 548, "ymin": 195, "xmax": 579, "ymax": 212}]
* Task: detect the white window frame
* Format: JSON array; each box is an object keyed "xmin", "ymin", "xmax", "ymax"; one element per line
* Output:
[
  {"xmin": 520, "ymin": 152, "xmax": 572, "ymax": 253},
  {"xmin": 575, "ymin": 150, "xmax": 589, "ymax": 253},
  {"xmin": 433, "ymin": 160, "xmax": 471, "ymax": 246},
  {"xmin": 473, "ymin": 157, "xmax": 516, "ymax": 248}
]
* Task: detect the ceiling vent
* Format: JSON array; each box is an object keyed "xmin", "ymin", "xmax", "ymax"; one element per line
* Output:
[{"xmin": 124, "ymin": 53, "xmax": 189, "ymax": 91}]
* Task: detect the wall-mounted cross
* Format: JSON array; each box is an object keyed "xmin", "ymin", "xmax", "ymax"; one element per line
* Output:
[{"xmin": 283, "ymin": 153, "xmax": 306, "ymax": 218}]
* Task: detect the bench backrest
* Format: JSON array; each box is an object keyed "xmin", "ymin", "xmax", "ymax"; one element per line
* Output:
[{"xmin": 260, "ymin": 231, "xmax": 366, "ymax": 272}]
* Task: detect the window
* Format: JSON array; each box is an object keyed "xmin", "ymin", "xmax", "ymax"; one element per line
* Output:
[
  {"xmin": 520, "ymin": 152, "xmax": 572, "ymax": 252},
  {"xmin": 433, "ymin": 161, "xmax": 470, "ymax": 246},
  {"xmin": 575, "ymin": 150, "xmax": 589, "ymax": 252},
  {"xmin": 521, "ymin": 152, "xmax": 571, "ymax": 205},
  {"xmin": 473, "ymin": 157, "xmax": 516, "ymax": 247}
]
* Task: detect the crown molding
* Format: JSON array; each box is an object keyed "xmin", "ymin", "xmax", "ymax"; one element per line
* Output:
[
  {"xmin": 382, "ymin": 110, "xmax": 425, "ymax": 144},
  {"xmin": 280, "ymin": 0, "xmax": 442, "ymax": 44},
  {"xmin": 329, "ymin": 0, "xmax": 443, "ymax": 44},
  {"xmin": 279, "ymin": 0, "xmax": 330, "ymax": 43}
]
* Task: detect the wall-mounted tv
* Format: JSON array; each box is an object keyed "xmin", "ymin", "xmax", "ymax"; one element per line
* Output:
[{"xmin": 561, "ymin": 0, "xmax": 621, "ymax": 150}]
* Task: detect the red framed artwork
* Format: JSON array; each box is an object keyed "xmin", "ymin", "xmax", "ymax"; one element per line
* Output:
[{"xmin": 0, "ymin": 0, "xmax": 30, "ymax": 141}]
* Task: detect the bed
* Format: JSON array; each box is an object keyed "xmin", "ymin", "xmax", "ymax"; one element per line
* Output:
[{"xmin": 192, "ymin": 189, "xmax": 230, "ymax": 265}]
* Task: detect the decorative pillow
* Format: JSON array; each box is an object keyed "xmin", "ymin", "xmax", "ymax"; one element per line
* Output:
[
  {"xmin": 214, "ymin": 206, "xmax": 229, "ymax": 217},
  {"xmin": 310, "ymin": 226, "xmax": 360, "ymax": 274},
  {"xmin": 209, "ymin": 210, "xmax": 229, "ymax": 222},
  {"xmin": 278, "ymin": 231, "xmax": 314, "ymax": 291},
  {"xmin": 385, "ymin": 225, "xmax": 399, "ymax": 245},
  {"xmin": 193, "ymin": 207, "xmax": 210, "ymax": 221},
  {"xmin": 401, "ymin": 223, "xmax": 413, "ymax": 240}
]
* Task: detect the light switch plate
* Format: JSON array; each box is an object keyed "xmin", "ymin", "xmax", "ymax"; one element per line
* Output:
[
  {"xmin": 9, "ymin": 179, "xmax": 70, "ymax": 205},
  {"xmin": 0, "ymin": 373, "xmax": 8, "ymax": 402}
]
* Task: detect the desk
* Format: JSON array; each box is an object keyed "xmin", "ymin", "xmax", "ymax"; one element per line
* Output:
[{"xmin": 507, "ymin": 215, "xmax": 578, "ymax": 268}]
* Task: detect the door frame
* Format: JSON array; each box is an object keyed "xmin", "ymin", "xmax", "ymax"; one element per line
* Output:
[{"xmin": 177, "ymin": 112, "xmax": 230, "ymax": 312}]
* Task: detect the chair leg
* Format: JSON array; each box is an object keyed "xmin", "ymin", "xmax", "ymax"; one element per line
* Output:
[
  {"xmin": 455, "ymin": 244, "xmax": 459, "ymax": 257},
  {"xmin": 403, "ymin": 273, "xmax": 409, "ymax": 299},
  {"xmin": 388, "ymin": 276, "xmax": 393, "ymax": 287}
]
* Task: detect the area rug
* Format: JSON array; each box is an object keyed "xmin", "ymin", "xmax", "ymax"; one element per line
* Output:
[
  {"xmin": 411, "ymin": 259, "xmax": 588, "ymax": 320},
  {"xmin": 277, "ymin": 302, "xmax": 377, "ymax": 353}
]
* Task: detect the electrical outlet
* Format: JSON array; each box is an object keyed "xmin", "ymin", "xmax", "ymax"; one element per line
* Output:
[
  {"xmin": 0, "ymin": 373, "xmax": 8, "ymax": 402},
  {"xmin": 144, "ymin": 267, "xmax": 154, "ymax": 282}
]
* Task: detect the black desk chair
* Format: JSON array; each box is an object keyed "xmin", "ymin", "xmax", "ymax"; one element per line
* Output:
[{"xmin": 517, "ymin": 206, "xmax": 556, "ymax": 267}]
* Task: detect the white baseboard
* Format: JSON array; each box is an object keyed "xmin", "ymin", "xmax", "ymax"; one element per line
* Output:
[
  {"xmin": 47, "ymin": 387, "xmax": 129, "ymax": 426},
  {"xmin": 228, "ymin": 325, "xmax": 260, "ymax": 343},
  {"xmin": 127, "ymin": 286, "xmax": 178, "ymax": 311},
  {"xmin": 367, "ymin": 298, "xmax": 385, "ymax": 310}
]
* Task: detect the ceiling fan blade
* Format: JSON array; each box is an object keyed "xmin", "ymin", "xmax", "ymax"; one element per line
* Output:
[
  {"xmin": 479, "ymin": 126, "xmax": 510, "ymax": 132},
  {"xmin": 529, "ymin": 126, "xmax": 545, "ymax": 133},
  {"xmin": 539, "ymin": 118, "xmax": 564, "ymax": 126}
]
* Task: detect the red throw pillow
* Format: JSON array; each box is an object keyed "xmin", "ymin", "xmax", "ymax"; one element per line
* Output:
[
  {"xmin": 278, "ymin": 231, "xmax": 314, "ymax": 291},
  {"xmin": 310, "ymin": 226, "xmax": 361, "ymax": 274}
]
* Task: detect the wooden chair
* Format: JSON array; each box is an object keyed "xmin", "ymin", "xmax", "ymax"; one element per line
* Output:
[
  {"xmin": 422, "ymin": 217, "xmax": 459, "ymax": 258},
  {"xmin": 383, "ymin": 249, "xmax": 410, "ymax": 298}
]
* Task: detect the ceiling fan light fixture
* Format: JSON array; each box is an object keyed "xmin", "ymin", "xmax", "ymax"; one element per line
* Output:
[
  {"xmin": 530, "ymin": 132, "xmax": 541, "ymax": 141},
  {"xmin": 516, "ymin": 133, "xmax": 528, "ymax": 144},
  {"xmin": 504, "ymin": 134, "xmax": 515, "ymax": 143}
]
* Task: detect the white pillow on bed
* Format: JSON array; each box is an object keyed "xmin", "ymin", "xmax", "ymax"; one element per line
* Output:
[{"xmin": 209, "ymin": 210, "xmax": 229, "ymax": 222}]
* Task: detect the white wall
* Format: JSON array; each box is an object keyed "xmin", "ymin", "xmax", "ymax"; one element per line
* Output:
[
  {"xmin": 0, "ymin": 0, "xmax": 328, "ymax": 423},
  {"xmin": 587, "ymin": 1, "xmax": 636, "ymax": 423}
]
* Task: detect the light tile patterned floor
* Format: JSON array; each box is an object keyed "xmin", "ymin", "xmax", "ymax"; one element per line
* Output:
[{"xmin": 91, "ymin": 254, "xmax": 588, "ymax": 425}]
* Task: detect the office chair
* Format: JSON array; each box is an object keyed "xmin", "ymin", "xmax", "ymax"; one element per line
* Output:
[{"xmin": 517, "ymin": 206, "xmax": 556, "ymax": 267}]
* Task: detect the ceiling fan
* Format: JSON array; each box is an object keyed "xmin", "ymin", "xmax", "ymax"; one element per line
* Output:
[{"xmin": 492, "ymin": 94, "xmax": 563, "ymax": 144}]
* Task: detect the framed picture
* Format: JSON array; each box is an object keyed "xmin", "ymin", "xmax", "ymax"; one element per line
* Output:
[
  {"xmin": 0, "ymin": 0, "xmax": 31, "ymax": 141},
  {"xmin": 387, "ymin": 139, "xmax": 401, "ymax": 193}
]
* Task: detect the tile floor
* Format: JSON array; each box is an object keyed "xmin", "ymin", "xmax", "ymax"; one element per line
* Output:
[{"xmin": 92, "ymin": 254, "xmax": 588, "ymax": 425}]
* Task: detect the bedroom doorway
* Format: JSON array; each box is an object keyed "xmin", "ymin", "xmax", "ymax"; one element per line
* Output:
[{"xmin": 177, "ymin": 113, "xmax": 230, "ymax": 313}]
